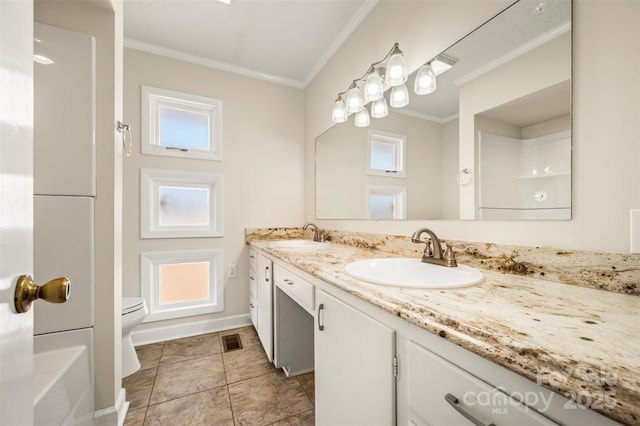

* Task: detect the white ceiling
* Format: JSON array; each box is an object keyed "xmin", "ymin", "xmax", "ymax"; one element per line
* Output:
[{"xmin": 123, "ymin": 0, "xmax": 375, "ymax": 88}]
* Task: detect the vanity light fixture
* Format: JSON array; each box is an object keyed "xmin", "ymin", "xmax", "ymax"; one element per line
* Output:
[
  {"xmin": 414, "ymin": 63, "xmax": 436, "ymax": 95},
  {"xmin": 385, "ymin": 44, "xmax": 408, "ymax": 87},
  {"xmin": 332, "ymin": 96, "xmax": 348, "ymax": 123},
  {"xmin": 364, "ymin": 67, "xmax": 385, "ymax": 102},
  {"xmin": 370, "ymin": 97, "xmax": 389, "ymax": 118},
  {"xmin": 345, "ymin": 83, "xmax": 364, "ymax": 113},
  {"xmin": 331, "ymin": 42, "xmax": 408, "ymax": 126},
  {"xmin": 390, "ymin": 83, "xmax": 409, "ymax": 108},
  {"xmin": 354, "ymin": 107, "xmax": 371, "ymax": 127},
  {"xmin": 415, "ymin": 53, "xmax": 457, "ymax": 95}
]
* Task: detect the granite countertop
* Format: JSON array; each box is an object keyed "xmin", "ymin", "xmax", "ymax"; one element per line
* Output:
[{"xmin": 248, "ymin": 239, "xmax": 639, "ymax": 425}]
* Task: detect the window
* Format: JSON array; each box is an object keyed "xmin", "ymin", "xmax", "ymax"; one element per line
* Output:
[
  {"xmin": 367, "ymin": 185, "xmax": 407, "ymax": 219},
  {"xmin": 141, "ymin": 168, "xmax": 223, "ymax": 238},
  {"xmin": 367, "ymin": 130, "xmax": 406, "ymax": 177},
  {"xmin": 142, "ymin": 86, "xmax": 223, "ymax": 161},
  {"xmin": 141, "ymin": 250, "xmax": 224, "ymax": 322}
]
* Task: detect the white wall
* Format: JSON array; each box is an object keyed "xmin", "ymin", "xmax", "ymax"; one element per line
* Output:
[
  {"xmin": 123, "ymin": 49, "xmax": 304, "ymax": 334},
  {"xmin": 305, "ymin": 0, "xmax": 640, "ymax": 254}
]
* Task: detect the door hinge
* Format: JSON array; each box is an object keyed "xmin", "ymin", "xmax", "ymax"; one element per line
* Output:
[{"xmin": 393, "ymin": 355, "xmax": 399, "ymax": 379}]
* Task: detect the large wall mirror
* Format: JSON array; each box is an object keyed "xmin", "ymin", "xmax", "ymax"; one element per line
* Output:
[{"xmin": 316, "ymin": 0, "xmax": 572, "ymax": 220}]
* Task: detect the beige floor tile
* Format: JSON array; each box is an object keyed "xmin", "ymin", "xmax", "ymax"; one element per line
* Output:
[
  {"xmin": 149, "ymin": 354, "xmax": 226, "ymax": 405},
  {"xmin": 123, "ymin": 367, "xmax": 157, "ymax": 410},
  {"xmin": 220, "ymin": 326, "xmax": 262, "ymax": 350},
  {"xmin": 123, "ymin": 407, "xmax": 146, "ymax": 426},
  {"xmin": 222, "ymin": 343, "xmax": 276, "ymax": 383},
  {"xmin": 228, "ymin": 370, "xmax": 314, "ymax": 426},
  {"xmin": 136, "ymin": 342, "xmax": 164, "ymax": 371},
  {"xmin": 144, "ymin": 386, "xmax": 234, "ymax": 426},
  {"xmin": 270, "ymin": 409, "xmax": 315, "ymax": 426},
  {"xmin": 296, "ymin": 372, "xmax": 315, "ymax": 404},
  {"xmin": 160, "ymin": 333, "xmax": 221, "ymax": 365}
]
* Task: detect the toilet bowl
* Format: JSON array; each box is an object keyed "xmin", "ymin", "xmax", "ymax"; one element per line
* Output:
[{"xmin": 122, "ymin": 297, "xmax": 148, "ymax": 378}]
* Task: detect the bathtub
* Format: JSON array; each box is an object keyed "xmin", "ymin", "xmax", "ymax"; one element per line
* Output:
[{"xmin": 33, "ymin": 331, "xmax": 94, "ymax": 426}]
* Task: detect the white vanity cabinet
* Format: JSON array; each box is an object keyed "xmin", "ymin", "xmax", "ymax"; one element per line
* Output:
[
  {"xmin": 256, "ymin": 252, "xmax": 273, "ymax": 362},
  {"xmin": 249, "ymin": 246, "xmax": 621, "ymax": 426},
  {"xmin": 248, "ymin": 249, "xmax": 258, "ymax": 329},
  {"xmin": 315, "ymin": 289, "xmax": 396, "ymax": 426},
  {"xmin": 273, "ymin": 264, "xmax": 314, "ymax": 377}
]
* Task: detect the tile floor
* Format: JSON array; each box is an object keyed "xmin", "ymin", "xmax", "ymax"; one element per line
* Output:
[{"xmin": 123, "ymin": 326, "xmax": 315, "ymax": 426}]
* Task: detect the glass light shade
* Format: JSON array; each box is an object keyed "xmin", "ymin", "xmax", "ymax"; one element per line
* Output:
[
  {"xmin": 385, "ymin": 53, "xmax": 408, "ymax": 87},
  {"xmin": 390, "ymin": 84, "xmax": 409, "ymax": 108},
  {"xmin": 332, "ymin": 99, "xmax": 348, "ymax": 123},
  {"xmin": 364, "ymin": 71, "xmax": 384, "ymax": 102},
  {"xmin": 345, "ymin": 86, "xmax": 364, "ymax": 113},
  {"xmin": 354, "ymin": 107, "xmax": 370, "ymax": 127},
  {"xmin": 414, "ymin": 63, "xmax": 436, "ymax": 95},
  {"xmin": 371, "ymin": 97, "xmax": 389, "ymax": 118}
]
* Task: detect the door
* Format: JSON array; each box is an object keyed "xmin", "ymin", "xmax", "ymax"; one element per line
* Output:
[
  {"xmin": 315, "ymin": 290, "xmax": 396, "ymax": 425},
  {"xmin": 0, "ymin": 0, "xmax": 35, "ymax": 424}
]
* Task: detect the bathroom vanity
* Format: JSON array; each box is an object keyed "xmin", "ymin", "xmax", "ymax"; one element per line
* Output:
[{"xmin": 247, "ymin": 232, "xmax": 638, "ymax": 425}]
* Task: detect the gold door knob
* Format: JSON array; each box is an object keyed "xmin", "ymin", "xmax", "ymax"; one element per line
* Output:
[{"xmin": 14, "ymin": 275, "xmax": 70, "ymax": 314}]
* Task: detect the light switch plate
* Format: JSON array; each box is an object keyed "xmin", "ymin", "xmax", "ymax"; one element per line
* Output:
[{"xmin": 631, "ymin": 209, "xmax": 640, "ymax": 254}]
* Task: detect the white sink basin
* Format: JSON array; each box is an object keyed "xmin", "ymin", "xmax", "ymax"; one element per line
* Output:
[
  {"xmin": 269, "ymin": 239, "xmax": 328, "ymax": 249},
  {"xmin": 345, "ymin": 258, "xmax": 483, "ymax": 289}
]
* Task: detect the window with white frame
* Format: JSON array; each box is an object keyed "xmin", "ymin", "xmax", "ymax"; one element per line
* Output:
[
  {"xmin": 367, "ymin": 129, "xmax": 406, "ymax": 177},
  {"xmin": 141, "ymin": 168, "xmax": 223, "ymax": 238},
  {"xmin": 367, "ymin": 185, "xmax": 407, "ymax": 219},
  {"xmin": 142, "ymin": 86, "xmax": 223, "ymax": 161},
  {"xmin": 141, "ymin": 249, "xmax": 224, "ymax": 322}
]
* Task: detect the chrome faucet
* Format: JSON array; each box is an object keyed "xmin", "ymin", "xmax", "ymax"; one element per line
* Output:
[
  {"xmin": 411, "ymin": 228, "xmax": 457, "ymax": 267},
  {"xmin": 303, "ymin": 222, "xmax": 325, "ymax": 242}
]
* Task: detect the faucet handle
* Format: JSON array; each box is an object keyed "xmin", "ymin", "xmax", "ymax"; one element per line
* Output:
[{"xmin": 443, "ymin": 243, "xmax": 458, "ymax": 267}]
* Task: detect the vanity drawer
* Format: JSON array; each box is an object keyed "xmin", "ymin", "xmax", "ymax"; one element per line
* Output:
[
  {"xmin": 249, "ymin": 248, "xmax": 257, "ymax": 272},
  {"xmin": 407, "ymin": 340, "xmax": 556, "ymax": 426},
  {"xmin": 273, "ymin": 264, "xmax": 314, "ymax": 313}
]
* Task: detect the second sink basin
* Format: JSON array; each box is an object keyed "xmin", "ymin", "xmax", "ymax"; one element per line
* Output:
[
  {"xmin": 345, "ymin": 258, "xmax": 483, "ymax": 289},
  {"xmin": 269, "ymin": 239, "xmax": 328, "ymax": 249}
]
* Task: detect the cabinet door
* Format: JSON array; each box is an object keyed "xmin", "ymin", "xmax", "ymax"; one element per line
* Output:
[
  {"xmin": 315, "ymin": 290, "xmax": 396, "ymax": 425},
  {"xmin": 257, "ymin": 253, "xmax": 273, "ymax": 362}
]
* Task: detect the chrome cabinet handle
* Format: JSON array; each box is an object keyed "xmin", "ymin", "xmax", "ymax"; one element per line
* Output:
[
  {"xmin": 249, "ymin": 276, "xmax": 255, "ymax": 281},
  {"xmin": 284, "ymin": 279, "xmax": 294, "ymax": 285},
  {"xmin": 264, "ymin": 266, "xmax": 270, "ymax": 282},
  {"xmin": 317, "ymin": 303, "xmax": 325, "ymax": 331},
  {"xmin": 444, "ymin": 393, "xmax": 495, "ymax": 426},
  {"xmin": 249, "ymin": 303, "xmax": 255, "ymax": 308}
]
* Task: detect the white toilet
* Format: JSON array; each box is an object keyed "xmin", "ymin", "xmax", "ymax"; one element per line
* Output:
[{"xmin": 122, "ymin": 297, "xmax": 148, "ymax": 378}]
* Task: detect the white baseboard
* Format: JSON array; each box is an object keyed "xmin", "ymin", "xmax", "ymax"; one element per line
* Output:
[
  {"xmin": 131, "ymin": 314, "xmax": 251, "ymax": 346},
  {"xmin": 93, "ymin": 388, "xmax": 127, "ymax": 425}
]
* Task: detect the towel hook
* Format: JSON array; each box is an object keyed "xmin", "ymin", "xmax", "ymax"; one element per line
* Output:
[
  {"xmin": 117, "ymin": 120, "xmax": 132, "ymax": 157},
  {"xmin": 457, "ymin": 168, "xmax": 472, "ymax": 186}
]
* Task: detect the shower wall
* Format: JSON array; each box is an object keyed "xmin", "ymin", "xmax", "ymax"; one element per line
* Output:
[{"xmin": 478, "ymin": 130, "xmax": 571, "ymax": 220}]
